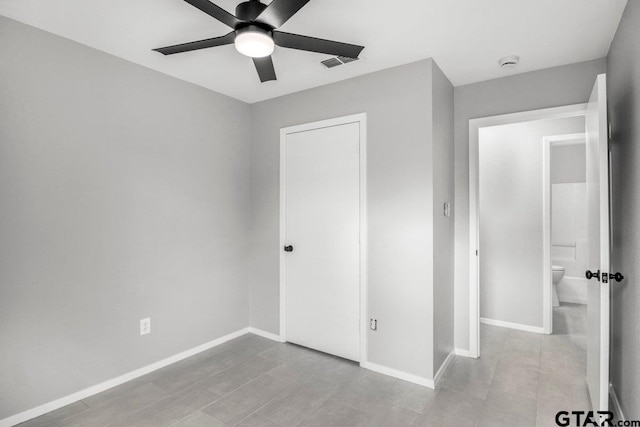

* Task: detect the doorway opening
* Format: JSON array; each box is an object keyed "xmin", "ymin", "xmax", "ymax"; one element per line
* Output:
[
  {"xmin": 469, "ymin": 104, "xmax": 588, "ymax": 358},
  {"xmin": 469, "ymin": 73, "xmax": 612, "ymax": 412},
  {"xmin": 544, "ymin": 133, "xmax": 589, "ymax": 319},
  {"xmin": 477, "ymin": 117, "xmax": 587, "ymax": 340}
]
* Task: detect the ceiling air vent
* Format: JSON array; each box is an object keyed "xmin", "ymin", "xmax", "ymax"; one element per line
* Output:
[
  {"xmin": 321, "ymin": 56, "xmax": 360, "ymax": 68},
  {"xmin": 498, "ymin": 55, "xmax": 520, "ymax": 69}
]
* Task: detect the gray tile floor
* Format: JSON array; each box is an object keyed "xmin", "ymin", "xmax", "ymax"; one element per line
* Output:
[{"xmin": 19, "ymin": 304, "xmax": 591, "ymax": 427}]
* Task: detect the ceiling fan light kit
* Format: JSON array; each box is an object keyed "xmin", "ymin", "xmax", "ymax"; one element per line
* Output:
[
  {"xmin": 154, "ymin": 0, "xmax": 365, "ymax": 82},
  {"xmin": 235, "ymin": 25, "xmax": 274, "ymax": 58}
]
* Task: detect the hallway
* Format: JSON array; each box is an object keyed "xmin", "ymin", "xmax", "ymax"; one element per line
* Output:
[{"xmin": 439, "ymin": 303, "xmax": 589, "ymax": 426}]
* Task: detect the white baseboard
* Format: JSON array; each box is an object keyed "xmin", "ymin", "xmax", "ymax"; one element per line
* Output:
[
  {"xmin": 0, "ymin": 328, "xmax": 250, "ymax": 427},
  {"xmin": 454, "ymin": 348, "xmax": 474, "ymax": 358},
  {"xmin": 360, "ymin": 361, "xmax": 434, "ymax": 389},
  {"xmin": 609, "ymin": 383, "xmax": 625, "ymax": 421},
  {"xmin": 248, "ymin": 327, "xmax": 284, "ymax": 342},
  {"xmin": 480, "ymin": 317, "xmax": 545, "ymax": 334},
  {"xmin": 256, "ymin": 328, "xmax": 435, "ymax": 389},
  {"xmin": 252, "ymin": 327, "xmax": 437, "ymax": 389},
  {"xmin": 433, "ymin": 350, "xmax": 456, "ymax": 388}
]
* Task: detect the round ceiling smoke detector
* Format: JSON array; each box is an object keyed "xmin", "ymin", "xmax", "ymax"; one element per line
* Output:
[{"xmin": 498, "ymin": 55, "xmax": 520, "ymax": 68}]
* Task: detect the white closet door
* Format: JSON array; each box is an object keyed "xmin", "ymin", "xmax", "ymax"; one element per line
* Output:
[{"xmin": 283, "ymin": 122, "xmax": 360, "ymax": 361}]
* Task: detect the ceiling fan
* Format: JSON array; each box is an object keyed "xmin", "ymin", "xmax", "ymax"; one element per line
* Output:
[{"xmin": 153, "ymin": 0, "xmax": 365, "ymax": 83}]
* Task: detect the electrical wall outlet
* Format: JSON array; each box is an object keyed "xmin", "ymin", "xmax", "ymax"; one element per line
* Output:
[
  {"xmin": 370, "ymin": 318, "xmax": 377, "ymax": 331},
  {"xmin": 140, "ymin": 317, "xmax": 151, "ymax": 335}
]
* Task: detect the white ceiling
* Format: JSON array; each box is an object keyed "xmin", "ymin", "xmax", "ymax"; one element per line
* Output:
[{"xmin": 0, "ymin": 0, "xmax": 627, "ymax": 103}]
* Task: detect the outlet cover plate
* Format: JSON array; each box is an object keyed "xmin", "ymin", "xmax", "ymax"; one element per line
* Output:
[{"xmin": 140, "ymin": 317, "xmax": 151, "ymax": 335}]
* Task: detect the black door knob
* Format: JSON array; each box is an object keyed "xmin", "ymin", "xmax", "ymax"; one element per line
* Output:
[
  {"xmin": 586, "ymin": 270, "xmax": 600, "ymax": 281},
  {"xmin": 610, "ymin": 272, "xmax": 625, "ymax": 282},
  {"xmin": 284, "ymin": 245, "xmax": 293, "ymax": 252}
]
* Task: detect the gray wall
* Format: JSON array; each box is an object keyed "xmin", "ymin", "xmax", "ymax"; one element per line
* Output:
[
  {"xmin": 250, "ymin": 59, "xmax": 448, "ymax": 379},
  {"xmin": 454, "ymin": 58, "xmax": 607, "ymax": 351},
  {"xmin": 551, "ymin": 143, "xmax": 586, "ymax": 184},
  {"xmin": 0, "ymin": 17, "xmax": 251, "ymax": 419},
  {"xmin": 432, "ymin": 63, "xmax": 455, "ymax": 373},
  {"xmin": 479, "ymin": 117, "xmax": 585, "ymax": 328},
  {"xmin": 607, "ymin": 0, "xmax": 640, "ymax": 417}
]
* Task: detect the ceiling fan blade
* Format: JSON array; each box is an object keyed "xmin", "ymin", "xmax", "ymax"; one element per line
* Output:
[
  {"xmin": 253, "ymin": 56, "xmax": 277, "ymax": 82},
  {"xmin": 183, "ymin": 0, "xmax": 241, "ymax": 29},
  {"xmin": 256, "ymin": 0, "xmax": 311, "ymax": 28},
  {"xmin": 273, "ymin": 31, "xmax": 364, "ymax": 59},
  {"xmin": 153, "ymin": 32, "xmax": 235, "ymax": 55}
]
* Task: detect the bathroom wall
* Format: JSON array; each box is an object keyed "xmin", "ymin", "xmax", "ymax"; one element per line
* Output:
[
  {"xmin": 551, "ymin": 143, "xmax": 586, "ymax": 183},
  {"xmin": 551, "ymin": 143, "xmax": 588, "ymax": 304},
  {"xmin": 479, "ymin": 116, "xmax": 585, "ymax": 330}
]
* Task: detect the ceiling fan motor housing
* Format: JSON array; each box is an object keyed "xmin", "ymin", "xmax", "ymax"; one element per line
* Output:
[{"xmin": 235, "ymin": 0, "xmax": 268, "ymax": 23}]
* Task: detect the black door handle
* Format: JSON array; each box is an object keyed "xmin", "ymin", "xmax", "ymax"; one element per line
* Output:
[
  {"xmin": 586, "ymin": 270, "xmax": 600, "ymax": 281},
  {"xmin": 284, "ymin": 245, "xmax": 293, "ymax": 252},
  {"xmin": 610, "ymin": 272, "xmax": 625, "ymax": 282},
  {"xmin": 586, "ymin": 270, "xmax": 625, "ymax": 283}
]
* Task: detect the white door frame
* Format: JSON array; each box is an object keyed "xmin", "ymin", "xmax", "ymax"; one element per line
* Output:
[
  {"xmin": 468, "ymin": 104, "xmax": 586, "ymax": 358},
  {"xmin": 542, "ymin": 132, "xmax": 587, "ymax": 334},
  {"xmin": 279, "ymin": 113, "xmax": 368, "ymax": 362}
]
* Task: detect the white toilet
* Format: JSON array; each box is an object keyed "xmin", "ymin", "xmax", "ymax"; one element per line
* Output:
[{"xmin": 552, "ymin": 265, "xmax": 565, "ymax": 307}]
